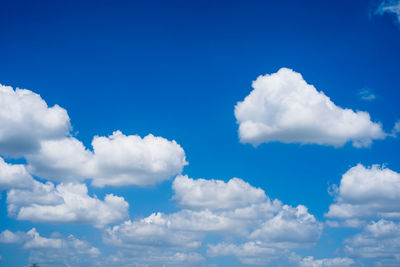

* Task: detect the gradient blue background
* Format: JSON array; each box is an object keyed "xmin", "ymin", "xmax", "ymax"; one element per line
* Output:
[{"xmin": 0, "ymin": 0, "xmax": 399, "ymax": 265}]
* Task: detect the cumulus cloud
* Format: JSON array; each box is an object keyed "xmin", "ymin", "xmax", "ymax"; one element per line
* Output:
[
  {"xmin": 26, "ymin": 131, "xmax": 188, "ymax": 187},
  {"xmin": 207, "ymin": 241, "xmax": 284, "ymax": 265},
  {"xmin": 297, "ymin": 256, "xmax": 355, "ymax": 267},
  {"xmin": 0, "ymin": 159, "xmax": 129, "ymax": 227},
  {"xmin": 172, "ymin": 175, "xmax": 266, "ymax": 210},
  {"xmin": 234, "ymin": 68, "xmax": 386, "ymax": 147},
  {"xmin": 106, "ymin": 250, "xmax": 205, "ymax": 267},
  {"xmin": 0, "ymin": 229, "xmax": 25, "ymax": 243},
  {"xmin": 326, "ymin": 164, "xmax": 400, "ymax": 225},
  {"xmin": 376, "ymin": 0, "xmax": 400, "ymax": 24},
  {"xmin": 26, "ymin": 137, "xmax": 93, "ymax": 183},
  {"xmin": 345, "ymin": 220, "xmax": 400, "ymax": 265},
  {"xmin": 250, "ymin": 205, "xmax": 322, "ymax": 245},
  {"xmin": 1, "ymin": 228, "xmax": 100, "ymax": 267},
  {"xmin": 0, "ymin": 157, "xmax": 34, "ymax": 190},
  {"xmin": 0, "ymin": 84, "xmax": 71, "ymax": 157},
  {"xmin": 8, "ymin": 182, "xmax": 129, "ymax": 228},
  {"xmin": 89, "ymin": 131, "xmax": 187, "ymax": 187},
  {"xmin": 0, "ymin": 83, "xmax": 187, "ymax": 187},
  {"xmin": 105, "ymin": 175, "xmax": 322, "ymax": 265}
]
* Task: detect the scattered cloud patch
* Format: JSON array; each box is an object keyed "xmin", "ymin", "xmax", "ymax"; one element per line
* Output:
[
  {"xmin": 1, "ymin": 228, "xmax": 100, "ymax": 267},
  {"xmin": 8, "ymin": 182, "xmax": 129, "ymax": 228},
  {"xmin": 0, "ymin": 157, "xmax": 34, "ymax": 190},
  {"xmin": 234, "ymin": 68, "xmax": 386, "ymax": 147},
  {"xmin": 172, "ymin": 175, "xmax": 266, "ymax": 210},
  {"xmin": 359, "ymin": 89, "xmax": 376, "ymax": 101},
  {"xmin": 0, "ymin": 84, "xmax": 71, "ymax": 157},
  {"xmin": 297, "ymin": 256, "xmax": 355, "ymax": 267},
  {"xmin": 26, "ymin": 132, "xmax": 187, "ymax": 186},
  {"xmin": 105, "ymin": 175, "xmax": 322, "ymax": 265},
  {"xmin": 0, "ymin": 84, "xmax": 187, "ymax": 187},
  {"xmin": 1, "ymin": 159, "xmax": 129, "ymax": 227},
  {"xmin": 326, "ymin": 164, "xmax": 400, "ymax": 226},
  {"xmin": 345, "ymin": 219, "xmax": 400, "ymax": 265},
  {"xmin": 376, "ymin": 0, "xmax": 400, "ymax": 25}
]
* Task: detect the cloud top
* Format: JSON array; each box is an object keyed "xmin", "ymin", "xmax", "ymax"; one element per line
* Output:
[{"xmin": 235, "ymin": 68, "xmax": 386, "ymax": 147}]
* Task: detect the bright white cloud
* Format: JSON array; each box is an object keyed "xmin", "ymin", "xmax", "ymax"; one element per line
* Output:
[
  {"xmin": 172, "ymin": 175, "xmax": 266, "ymax": 210},
  {"xmin": 0, "ymin": 84, "xmax": 187, "ymax": 187},
  {"xmin": 90, "ymin": 131, "xmax": 187, "ymax": 187},
  {"xmin": 0, "ymin": 84, "xmax": 71, "ymax": 157},
  {"xmin": 0, "ymin": 229, "xmax": 25, "ymax": 244},
  {"xmin": 297, "ymin": 256, "xmax": 355, "ymax": 267},
  {"xmin": 26, "ymin": 137, "xmax": 93, "ymax": 183},
  {"xmin": 250, "ymin": 205, "xmax": 322, "ymax": 245},
  {"xmin": 345, "ymin": 220, "xmax": 400, "ymax": 265},
  {"xmin": 106, "ymin": 250, "xmax": 205, "ymax": 267},
  {"xmin": 26, "ymin": 131, "xmax": 188, "ymax": 186},
  {"xmin": 104, "ymin": 213, "xmax": 202, "ymax": 249},
  {"xmin": 207, "ymin": 241, "xmax": 284, "ymax": 265},
  {"xmin": 1, "ymin": 228, "xmax": 100, "ymax": 266},
  {"xmin": 234, "ymin": 68, "xmax": 386, "ymax": 147},
  {"xmin": 0, "ymin": 157, "xmax": 34, "ymax": 190},
  {"xmin": 8, "ymin": 182, "xmax": 129, "ymax": 228},
  {"xmin": 376, "ymin": 0, "xmax": 400, "ymax": 24},
  {"xmin": 106, "ymin": 175, "xmax": 322, "ymax": 265},
  {"xmin": 326, "ymin": 164, "xmax": 400, "ymax": 225}
]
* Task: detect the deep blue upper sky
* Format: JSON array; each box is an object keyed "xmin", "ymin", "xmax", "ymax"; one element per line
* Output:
[{"xmin": 0, "ymin": 0, "xmax": 400, "ymax": 266}]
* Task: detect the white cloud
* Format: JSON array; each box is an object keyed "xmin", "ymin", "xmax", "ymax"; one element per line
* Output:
[
  {"xmin": 0, "ymin": 157, "xmax": 34, "ymax": 190},
  {"xmin": 207, "ymin": 241, "xmax": 284, "ymax": 265},
  {"xmin": 234, "ymin": 68, "xmax": 386, "ymax": 147},
  {"xmin": 26, "ymin": 137, "xmax": 93, "ymax": 183},
  {"xmin": 104, "ymin": 212, "xmax": 202, "ymax": 249},
  {"xmin": 250, "ymin": 205, "xmax": 322, "ymax": 245},
  {"xmin": 106, "ymin": 175, "xmax": 322, "ymax": 265},
  {"xmin": 0, "ymin": 84, "xmax": 71, "ymax": 157},
  {"xmin": 24, "ymin": 228, "xmax": 63, "ymax": 249},
  {"xmin": 344, "ymin": 220, "xmax": 400, "ymax": 264},
  {"xmin": 0, "ymin": 84, "xmax": 187, "ymax": 187},
  {"xmin": 376, "ymin": 0, "xmax": 400, "ymax": 24},
  {"xmin": 1, "ymin": 228, "xmax": 100, "ymax": 266},
  {"xmin": 89, "ymin": 131, "xmax": 187, "ymax": 187},
  {"xmin": 8, "ymin": 182, "xmax": 129, "ymax": 228},
  {"xmin": 326, "ymin": 164, "xmax": 400, "ymax": 225},
  {"xmin": 0, "ymin": 229, "xmax": 25, "ymax": 243},
  {"xmin": 172, "ymin": 175, "xmax": 266, "ymax": 210},
  {"xmin": 297, "ymin": 256, "xmax": 355, "ymax": 267},
  {"xmin": 26, "ymin": 131, "xmax": 188, "ymax": 187},
  {"xmin": 106, "ymin": 250, "xmax": 205, "ymax": 267}
]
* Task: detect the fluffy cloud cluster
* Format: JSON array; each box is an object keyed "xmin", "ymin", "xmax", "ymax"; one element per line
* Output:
[
  {"xmin": 326, "ymin": 164, "xmax": 400, "ymax": 226},
  {"xmin": 234, "ymin": 68, "xmax": 386, "ymax": 147},
  {"xmin": 297, "ymin": 256, "xmax": 355, "ymax": 267},
  {"xmin": 172, "ymin": 175, "xmax": 266, "ymax": 210},
  {"xmin": 0, "ymin": 157, "xmax": 34, "ymax": 190},
  {"xmin": 0, "ymin": 228, "xmax": 100, "ymax": 266},
  {"xmin": 27, "ymin": 132, "xmax": 187, "ymax": 187},
  {"xmin": 1, "ymin": 158, "xmax": 129, "ymax": 227},
  {"xmin": 0, "ymin": 84, "xmax": 71, "ymax": 157},
  {"xmin": 344, "ymin": 220, "xmax": 400, "ymax": 265},
  {"xmin": 0, "ymin": 84, "xmax": 187, "ymax": 187},
  {"xmin": 105, "ymin": 175, "xmax": 322, "ymax": 265},
  {"xmin": 105, "ymin": 250, "xmax": 205, "ymax": 267}
]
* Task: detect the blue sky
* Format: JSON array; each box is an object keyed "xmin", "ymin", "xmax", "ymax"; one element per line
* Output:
[{"xmin": 0, "ymin": 0, "xmax": 400, "ymax": 266}]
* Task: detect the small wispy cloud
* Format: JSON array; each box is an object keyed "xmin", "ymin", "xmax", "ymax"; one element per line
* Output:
[
  {"xmin": 359, "ymin": 89, "xmax": 376, "ymax": 101},
  {"xmin": 375, "ymin": 0, "xmax": 400, "ymax": 24}
]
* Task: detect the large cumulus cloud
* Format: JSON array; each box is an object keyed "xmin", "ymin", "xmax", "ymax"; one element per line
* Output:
[{"xmin": 234, "ymin": 68, "xmax": 386, "ymax": 147}]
